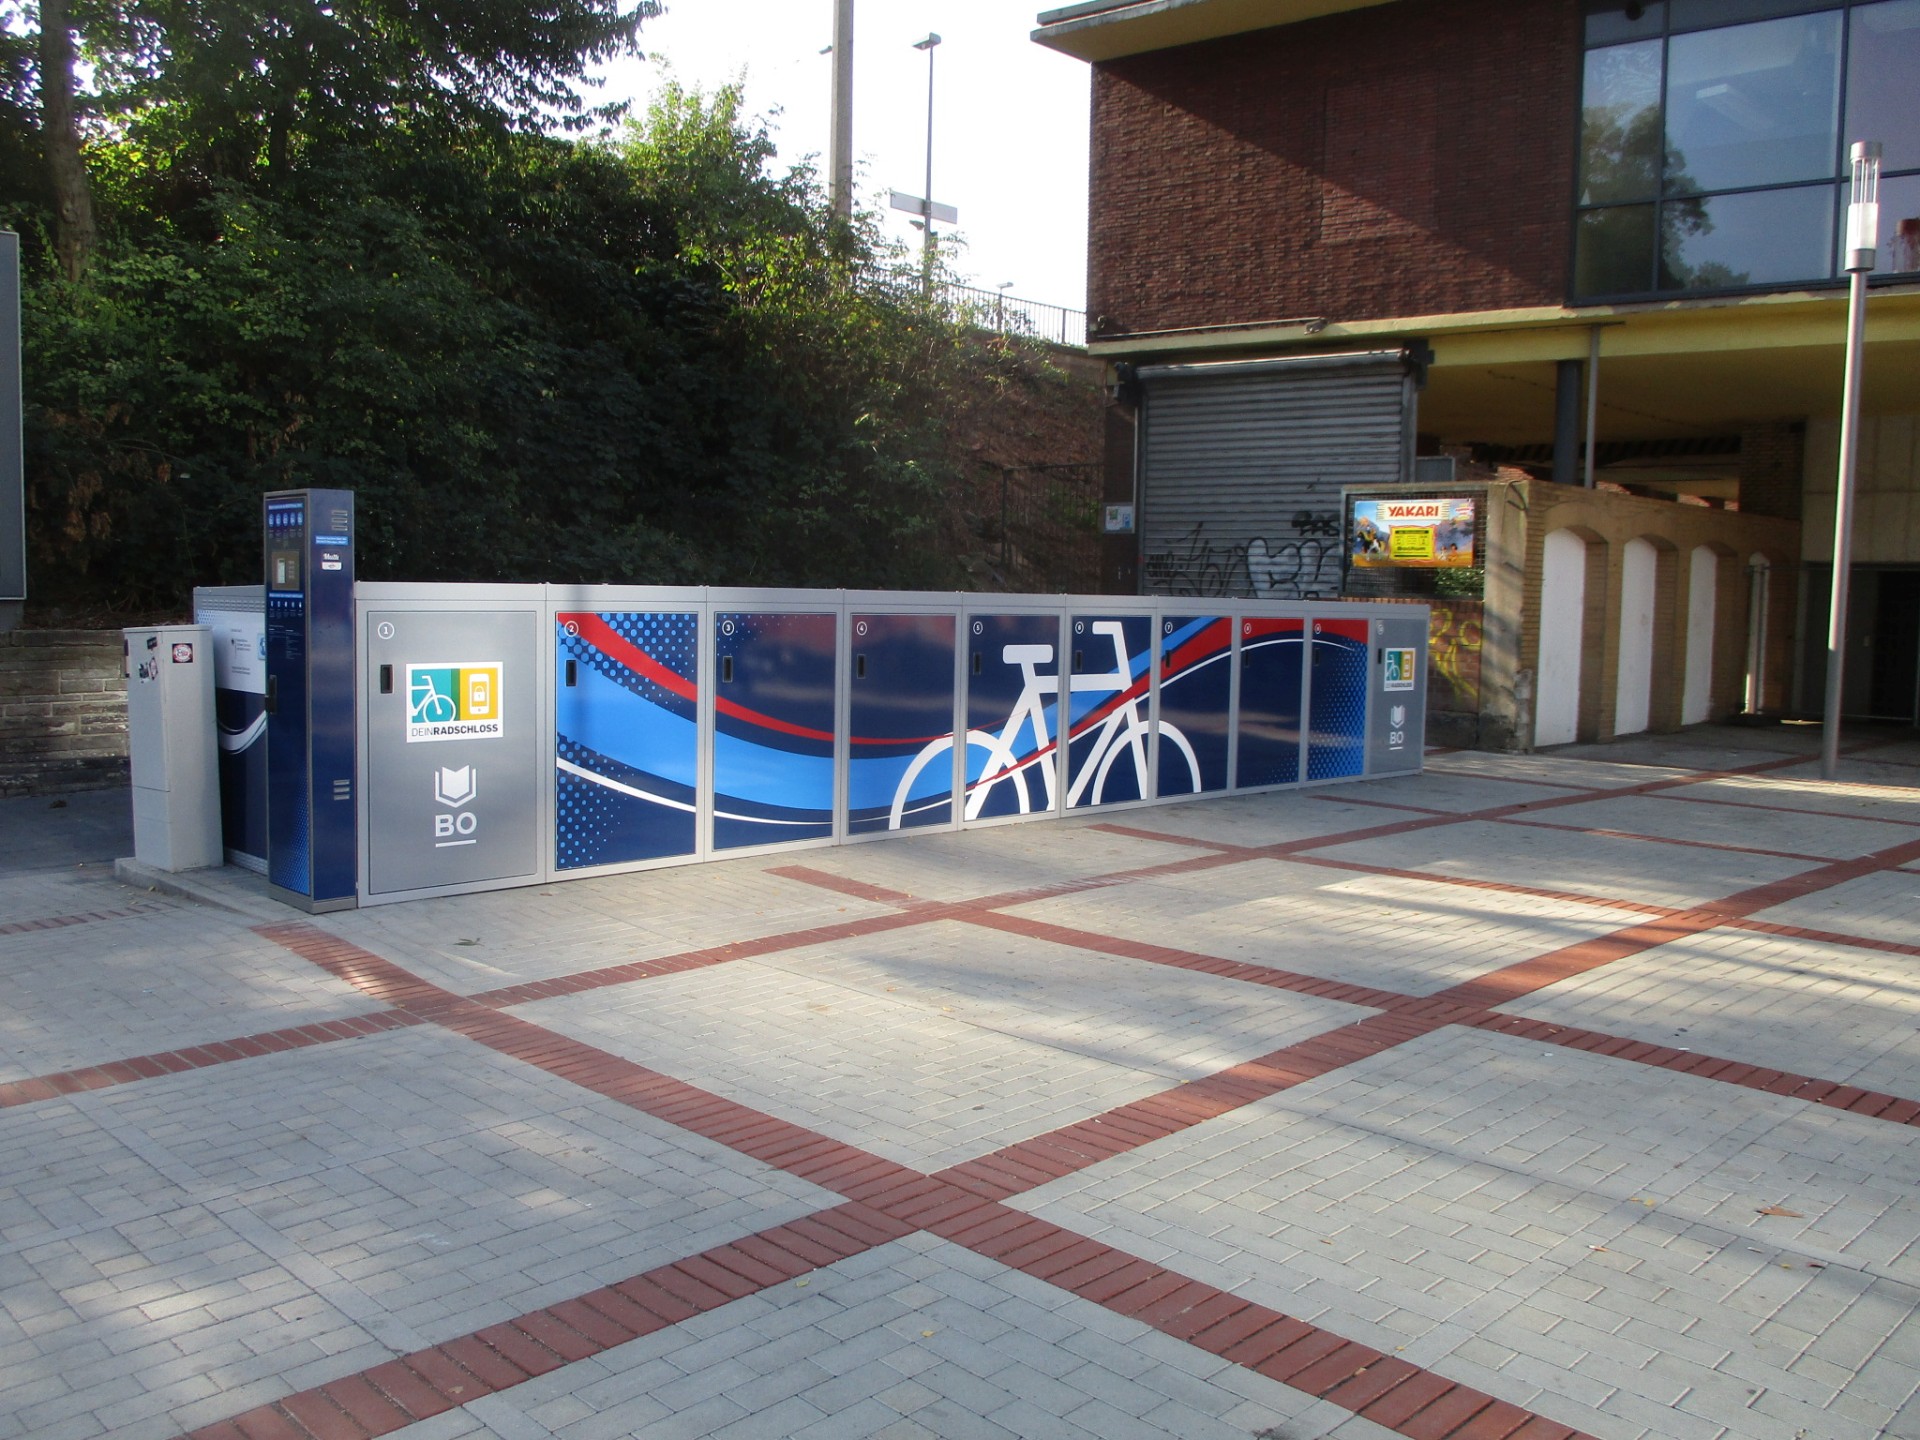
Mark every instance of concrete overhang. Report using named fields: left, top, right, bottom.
left=1032, top=0, right=1398, bottom=62
left=1090, top=286, right=1920, bottom=444
left=1088, top=286, right=1920, bottom=365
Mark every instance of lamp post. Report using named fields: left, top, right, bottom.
left=1821, top=139, right=1880, bottom=781
left=913, top=32, right=940, bottom=291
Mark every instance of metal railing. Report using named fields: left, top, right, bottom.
left=942, top=284, right=1087, bottom=348
left=967, top=462, right=1103, bottom=593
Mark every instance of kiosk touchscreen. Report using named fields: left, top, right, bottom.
left=263, top=489, right=357, bottom=909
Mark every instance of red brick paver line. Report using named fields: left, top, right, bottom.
left=1486, top=814, right=1833, bottom=864
left=1646, top=788, right=1920, bottom=827
left=219, top=779, right=1920, bottom=1440
left=938, top=1012, right=1452, bottom=1201
left=0, top=900, right=166, bottom=936
left=469, top=907, right=937, bottom=1007
left=31, top=751, right=1920, bottom=1436
left=1698, top=834, right=1920, bottom=915
left=0, top=1009, right=423, bottom=1108
left=1723, top=915, right=1920, bottom=960
left=1467, top=1013, right=1920, bottom=1125
left=916, top=1204, right=1595, bottom=1440
left=14, top=786, right=1912, bottom=1130
left=1417, top=766, right=1590, bottom=790
left=235, top=924, right=1595, bottom=1440
left=763, top=864, right=931, bottom=907
left=1273, top=851, right=1686, bottom=919
left=181, top=1203, right=905, bottom=1440
left=961, top=907, right=1412, bottom=1009
left=1087, top=820, right=1262, bottom=852
left=1308, top=793, right=1456, bottom=817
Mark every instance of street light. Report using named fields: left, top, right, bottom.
left=914, top=33, right=940, bottom=288
left=1821, top=139, right=1880, bottom=781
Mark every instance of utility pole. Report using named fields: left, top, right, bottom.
left=828, top=0, right=853, bottom=222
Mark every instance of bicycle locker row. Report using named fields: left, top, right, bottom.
left=325, top=585, right=1431, bottom=906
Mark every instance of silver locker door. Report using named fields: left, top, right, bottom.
left=364, top=608, right=541, bottom=896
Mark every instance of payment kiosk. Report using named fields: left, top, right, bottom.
left=263, top=488, right=357, bottom=910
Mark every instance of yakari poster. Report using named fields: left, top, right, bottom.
left=1349, top=498, right=1476, bottom=569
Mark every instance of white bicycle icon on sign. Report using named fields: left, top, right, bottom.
left=410, top=672, right=457, bottom=725
left=888, top=621, right=1200, bottom=826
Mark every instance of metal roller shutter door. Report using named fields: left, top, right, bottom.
left=1139, top=352, right=1414, bottom=599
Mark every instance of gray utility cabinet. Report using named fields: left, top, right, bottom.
left=123, top=624, right=222, bottom=871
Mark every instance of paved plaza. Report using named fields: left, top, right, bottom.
left=2, top=726, right=1919, bottom=1440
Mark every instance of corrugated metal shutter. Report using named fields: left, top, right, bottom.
left=1138, top=351, right=1414, bottom=599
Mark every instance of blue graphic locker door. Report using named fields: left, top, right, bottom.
left=713, top=612, right=837, bottom=850
left=1236, top=616, right=1303, bottom=788
left=963, top=613, right=1061, bottom=820
left=1065, top=614, right=1153, bottom=809
left=1307, top=618, right=1370, bottom=780
left=849, top=613, right=958, bottom=835
left=555, top=611, right=699, bottom=869
left=1156, top=615, right=1231, bottom=797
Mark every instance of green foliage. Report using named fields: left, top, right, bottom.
left=14, top=77, right=995, bottom=607
left=1433, top=565, right=1485, bottom=599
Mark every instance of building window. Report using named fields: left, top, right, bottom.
left=1576, top=0, right=1920, bottom=298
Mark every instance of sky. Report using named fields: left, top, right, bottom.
left=596, top=0, right=1093, bottom=309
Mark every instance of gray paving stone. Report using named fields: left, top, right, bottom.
left=3, top=739, right=1918, bottom=1440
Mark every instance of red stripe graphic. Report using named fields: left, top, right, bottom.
left=563, top=610, right=950, bottom=748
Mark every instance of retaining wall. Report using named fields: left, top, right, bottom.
left=0, top=630, right=128, bottom=796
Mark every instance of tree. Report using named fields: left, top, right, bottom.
left=14, top=81, right=1024, bottom=607
left=35, top=0, right=95, bottom=279
left=10, top=0, right=656, bottom=276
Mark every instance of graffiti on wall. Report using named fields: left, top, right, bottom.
left=1144, top=513, right=1343, bottom=599
left=1426, top=599, right=1484, bottom=713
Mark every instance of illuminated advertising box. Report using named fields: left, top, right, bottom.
left=1349, top=497, right=1475, bottom=569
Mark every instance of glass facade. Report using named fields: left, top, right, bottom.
left=1577, top=0, right=1920, bottom=297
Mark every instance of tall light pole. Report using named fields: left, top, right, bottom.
left=1821, top=139, right=1880, bottom=781
left=913, top=33, right=940, bottom=290
left=828, top=0, right=854, bottom=222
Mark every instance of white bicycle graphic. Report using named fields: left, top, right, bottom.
left=888, top=621, right=1201, bottom=827
left=410, top=672, right=457, bottom=724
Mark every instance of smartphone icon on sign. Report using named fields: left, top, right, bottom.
left=468, top=672, right=492, bottom=715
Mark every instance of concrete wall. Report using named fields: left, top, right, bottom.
left=1087, top=0, right=1578, bottom=336
left=1489, top=482, right=1800, bottom=748
left=0, top=630, right=128, bottom=795
left=1802, top=414, right=1920, bottom=565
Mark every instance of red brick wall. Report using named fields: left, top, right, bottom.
left=1089, top=0, right=1581, bottom=336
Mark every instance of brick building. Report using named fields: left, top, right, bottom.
left=1036, top=0, right=1920, bottom=745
